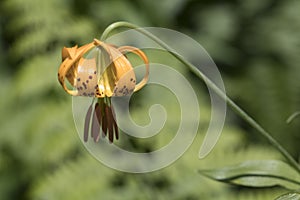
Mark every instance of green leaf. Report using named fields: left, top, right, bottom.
left=199, top=160, right=300, bottom=190
left=276, top=193, right=300, bottom=200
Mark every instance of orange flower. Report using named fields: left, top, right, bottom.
left=58, top=39, right=149, bottom=142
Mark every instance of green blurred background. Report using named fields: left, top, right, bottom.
left=0, top=0, right=299, bottom=199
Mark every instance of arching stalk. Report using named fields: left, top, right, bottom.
left=101, top=21, right=300, bottom=173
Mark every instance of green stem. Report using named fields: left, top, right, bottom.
left=286, top=111, right=300, bottom=124
left=101, top=21, right=300, bottom=173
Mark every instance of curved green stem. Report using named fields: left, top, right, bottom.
left=286, top=111, right=300, bottom=124
left=101, top=21, right=300, bottom=173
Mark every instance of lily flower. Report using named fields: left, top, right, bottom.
left=58, top=39, right=149, bottom=143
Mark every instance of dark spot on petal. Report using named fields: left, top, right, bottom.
left=94, top=71, right=97, bottom=74
left=86, top=80, right=89, bottom=83
left=77, top=78, right=81, bottom=82
left=89, top=76, right=93, bottom=79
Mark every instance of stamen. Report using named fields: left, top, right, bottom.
left=101, top=104, right=108, bottom=137
left=111, top=105, right=119, bottom=140
left=106, top=105, right=114, bottom=143
left=91, top=103, right=100, bottom=142
left=95, top=101, right=103, bottom=128
left=84, top=103, right=93, bottom=142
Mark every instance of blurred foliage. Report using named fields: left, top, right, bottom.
left=0, top=0, right=299, bottom=199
